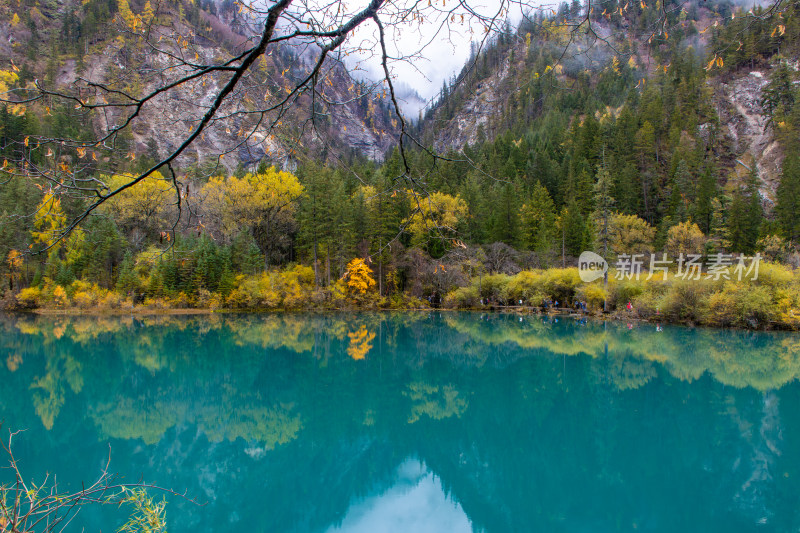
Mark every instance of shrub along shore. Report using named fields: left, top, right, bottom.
left=4, top=262, right=799, bottom=331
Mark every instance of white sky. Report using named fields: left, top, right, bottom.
left=338, top=0, right=533, bottom=113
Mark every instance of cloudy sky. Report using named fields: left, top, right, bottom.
left=339, top=0, right=534, bottom=114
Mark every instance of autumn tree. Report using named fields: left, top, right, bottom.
left=609, top=213, right=655, bottom=257
left=665, top=221, right=706, bottom=257
left=6, top=249, right=22, bottom=291
left=404, top=191, right=468, bottom=257
left=102, top=172, right=176, bottom=245
left=31, top=194, right=67, bottom=258
left=201, top=167, right=304, bottom=269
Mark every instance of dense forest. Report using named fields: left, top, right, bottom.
left=2, top=0, right=800, bottom=326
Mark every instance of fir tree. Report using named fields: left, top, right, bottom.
left=694, top=164, right=718, bottom=234
left=519, top=181, right=556, bottom=257
left=727, top=170, right=762, bottom=253
left=593, top=165, right=615, bottom=258
left=776, top=152, right=800, bottom=243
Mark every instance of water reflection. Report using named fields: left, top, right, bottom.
left=1, top=312, right=800, bottom=532
left=327, top=459, right=471, bottom=533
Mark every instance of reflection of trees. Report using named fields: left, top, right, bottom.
left=404, top=383, right=468, bottom=423
left=445, top=314, right=800, bottom=391
left=31, top=350, right=83, bottom=429
left=3, top=314, right=800, bottom=532
left=92, top=399, right=184, bottom=445
left=346, top=326, right=375, bottom=361
left=602, top=349, right=658, bottom=391
left=198, top=402, right=302, bottom=450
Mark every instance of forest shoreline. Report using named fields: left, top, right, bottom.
left=3, top=261, right=800, bottom=331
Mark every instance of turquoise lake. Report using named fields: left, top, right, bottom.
left=2, top=312, right=800, bottom=532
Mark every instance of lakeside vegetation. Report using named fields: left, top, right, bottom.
left=6, top=259, right=800, bottom=331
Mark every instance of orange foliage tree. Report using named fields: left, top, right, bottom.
left=343, top=258, right=376, bottom=295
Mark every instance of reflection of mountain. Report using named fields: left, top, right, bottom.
left=1, top=313, right=800, bottom=532
left=326, top=459, right=471, bottom=533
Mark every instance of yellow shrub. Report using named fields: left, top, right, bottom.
left=503, top=271, right=545, bottom=302
left=576, top=283, right=607, bottom=310
left=196, top=289, right=223, bottom=309
left=72, top=290, right=95, bottom=309
left=443, top=286, right=480, bottom=308
left=16, top=287, right=41, bottom=308
left=99, top=292, right=123, bottom=309
left=539, top=268, right=581, bottom=302
left=478, top=274, right=512, bottom=302
left=168, top=292, right=193, bottom=309
left=753, top=261, right=794, bottom=289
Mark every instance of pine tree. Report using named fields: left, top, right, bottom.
left=560, top=199, right=589, bottom=259
left=776, top=152, right=800, bottom=243
left=727, top=170, right=762, bottom=253
left=694, top=164, right=718, bottom=234
left=519, top=181, right=556, bottom=257
left=666, top=159, right=692, bottom=222
left=116, top=251, right=139, bottom=296
left=487, top=182, right=519, bottom=245
left=593, top=165, right=615, bottom=257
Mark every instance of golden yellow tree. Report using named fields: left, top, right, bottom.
left=665, top=221, right=706, bottom=257
left=31, top=194, right=67, bottom=253
left=201, top=167, right=304, bottom=269
left=117, top=0, right=137, bottom=29
left=610, top=213, right=655, bottom=257
left=102, top=172, right=175, bottom=238
left=343, top=258, right=376, bottom=295
left=0, top=69, right=24, bottom=116
left=404, top=191, right=468, bottom=251
left=6, top=249, right=23, bottom=291
left=31, top=193, right=86, bottom=277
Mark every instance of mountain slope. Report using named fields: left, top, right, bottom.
left=0, top=0, right=401, bottom=169
left=415, top=0, right=798, bottom=206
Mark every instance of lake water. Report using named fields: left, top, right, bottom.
left=1, top=312, right=800, bottom=532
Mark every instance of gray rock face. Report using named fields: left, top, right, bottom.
left=715, top=69, right=784, bottom=204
